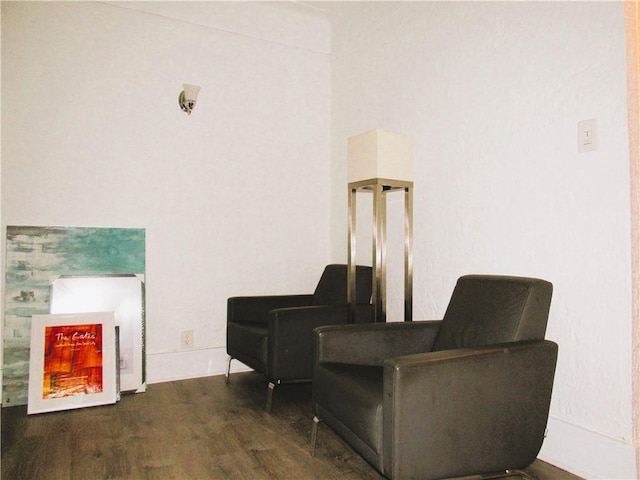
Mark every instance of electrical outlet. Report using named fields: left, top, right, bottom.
left=181, top=330, right=194, bottom=350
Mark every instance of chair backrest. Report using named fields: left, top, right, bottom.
left=312, top=264, right=372, bottom=306
left=431, top=274, right=553, bottom=352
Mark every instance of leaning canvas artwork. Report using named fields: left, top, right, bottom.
left=50, top=274, right=145, bottom=393
left=3, top=226, right=145, bottom=407
left=27, top=312, right=118, bottom=414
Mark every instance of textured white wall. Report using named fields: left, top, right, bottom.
left=1, top=2, right=331, bottom=382
left=330, top=2, right=635, bottom=478
left=2, top=2, right=636, bottom=477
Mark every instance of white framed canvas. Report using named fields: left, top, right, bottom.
left=50, top=274, right=145, bottom=393
left=28, top=312, right=117, bottom=415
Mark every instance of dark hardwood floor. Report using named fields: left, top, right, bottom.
left=2, top=372, right=583, bottom=480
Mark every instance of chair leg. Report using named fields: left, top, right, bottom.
left=265, top=382, right=276, bottom=412
left=225, top=356, right=233, bottom=384
left=310, top=416, right=321, bottom=456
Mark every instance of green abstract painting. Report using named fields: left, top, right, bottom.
left=3, top=226, right=145, bottom=406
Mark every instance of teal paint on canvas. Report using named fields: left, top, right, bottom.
left=3, top=226, right=145, bottom=406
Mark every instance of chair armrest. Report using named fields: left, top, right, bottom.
left=382, top=340, right=558, bottom=479
left=227, top=294, right=314, bottom=324
left=267, top=304, right=352, bottom=381
left=314, top=321, right=442, bottom=367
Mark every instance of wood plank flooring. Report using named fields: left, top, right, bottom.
left=2, top=372, right=583, bottom=480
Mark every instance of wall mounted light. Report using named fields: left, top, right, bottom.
left=178, top=84, right=201, bottom=115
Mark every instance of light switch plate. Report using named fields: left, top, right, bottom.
left=578, top=118, right=597, bottom=153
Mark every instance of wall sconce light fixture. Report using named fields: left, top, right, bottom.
left=178, top=84, right=201, bottom=115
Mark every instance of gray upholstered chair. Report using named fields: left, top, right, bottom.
left=311, top=274, right=557, bottom=480
left=226, top=264, right=373, bottom=411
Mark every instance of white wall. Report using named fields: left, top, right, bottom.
left=329, top=2, right=635, bottom=479
left=3, top=2, right=637, bottom=478
left=1, top=1, right=332, bottom=382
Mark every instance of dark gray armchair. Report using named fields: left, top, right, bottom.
left=311, top=274, right=557, bottom=480
left=226, top=264, right=373, bottom=411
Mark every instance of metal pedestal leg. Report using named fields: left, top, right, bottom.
left=225, top=356, right=232, bottom=384
left=310, top=416, right=321, bottom=456
left=348, top=178, right=413, bottom=323
left=265, top=382, right=276, bottom=412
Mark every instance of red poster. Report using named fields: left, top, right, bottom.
left=42, top=324, right=103, bottom=399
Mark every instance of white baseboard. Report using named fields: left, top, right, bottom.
left=146, top=347, right=250, bottom=384
left=540, top=416, right=637, bottom=480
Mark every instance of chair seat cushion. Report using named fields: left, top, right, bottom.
left=314, top=363, right=384, bottom=453
left=227, top=322, right=269, bottom=373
